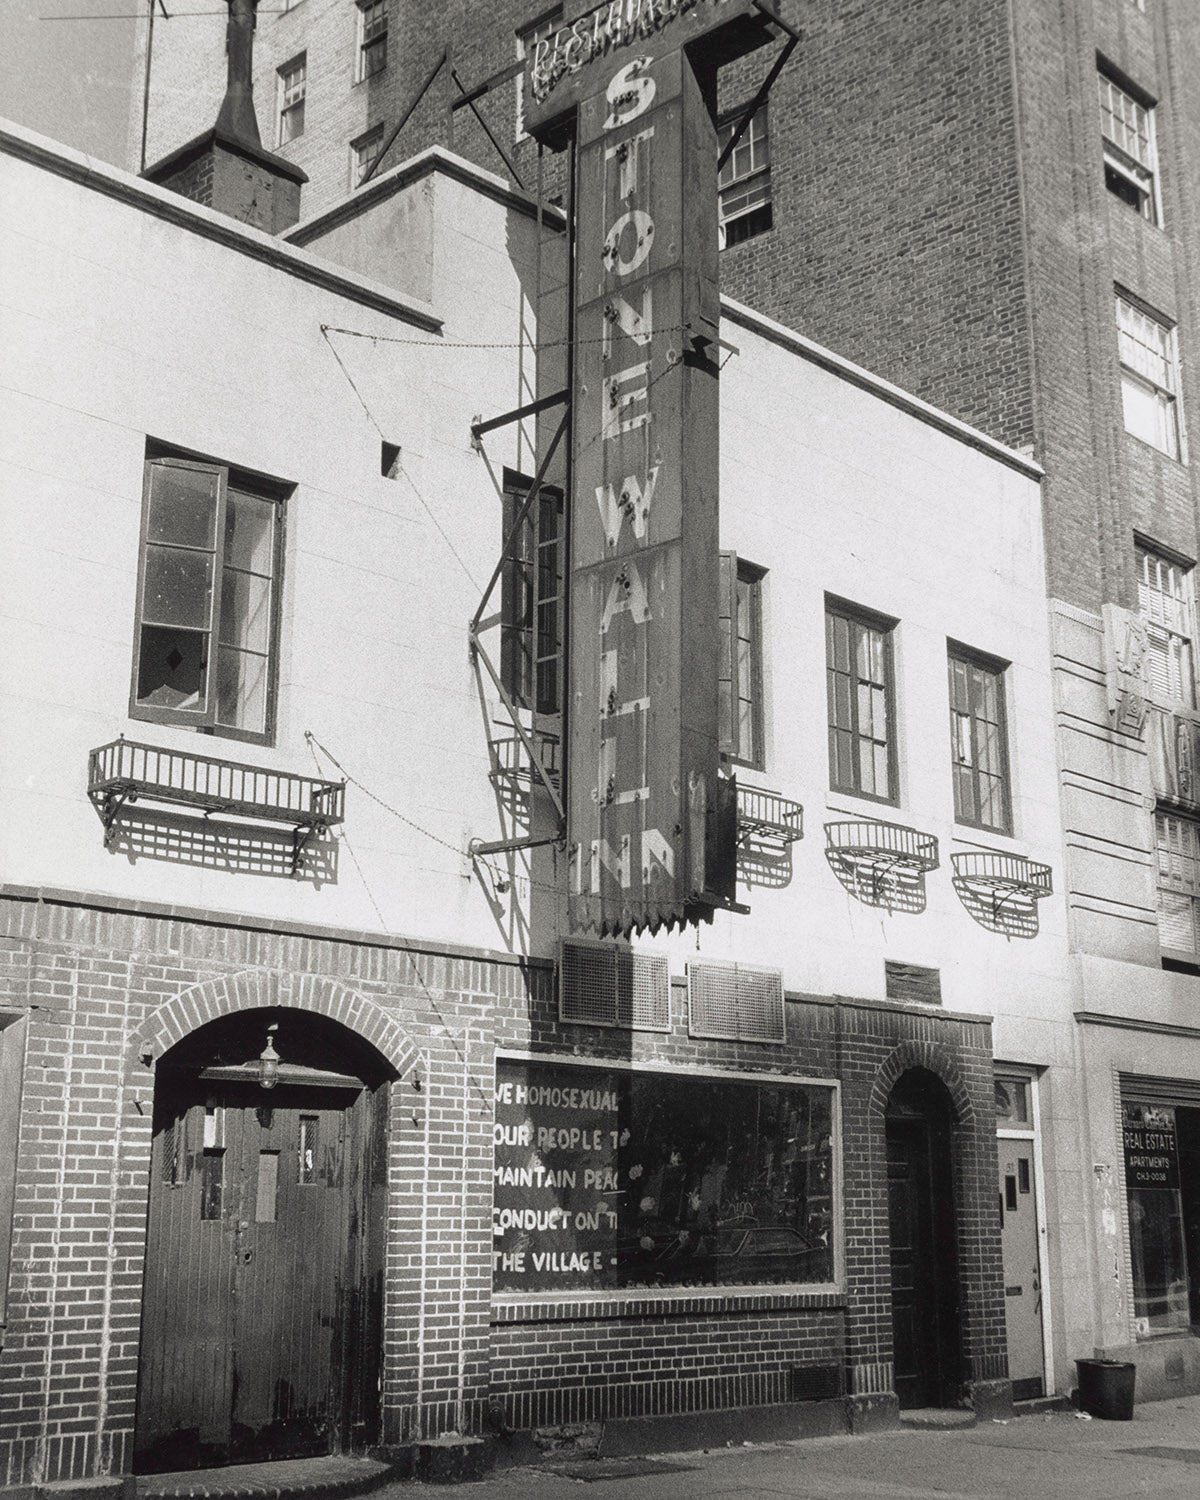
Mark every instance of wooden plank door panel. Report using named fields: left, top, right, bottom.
left=233, top=1093, right=349, bottom=1461
left=137, top=1093, right=241, bottom=1470
left=137, top=1080, right=360, bottom=1471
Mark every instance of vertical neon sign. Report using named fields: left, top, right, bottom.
left=525, top=3, right=778, bottom=935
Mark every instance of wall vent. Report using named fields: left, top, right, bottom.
left=687, top=960, right=785, bottom=1043
left=884, top=960, right=942, bottom=1006
left=559, top=939, right=670, bottom=1032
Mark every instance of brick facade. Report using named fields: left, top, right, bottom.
left=0, top=888, right=1007, bottom=1489
left=138, top=0, right=1200, bottom=619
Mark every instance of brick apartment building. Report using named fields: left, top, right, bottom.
left=1, top=16, right=1074, bottom=1482
left=134, top=0, right=1200, bottom=1405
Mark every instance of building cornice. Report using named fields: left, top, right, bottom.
left=721, top=297, right=1045, bottom=481
left=0, top=117, right=442, bottom=331
left=1075, top=1009, right=1200, bottom=1040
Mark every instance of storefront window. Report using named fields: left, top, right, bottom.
left=493, top=1059, right=836, bottom=1293
left=1124, top=1103, right=1190, bottom=1334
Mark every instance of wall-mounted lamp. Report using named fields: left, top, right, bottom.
left=258, top=1023, right=281, bottom=1090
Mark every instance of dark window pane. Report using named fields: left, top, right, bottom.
left=200, top=1151, right=224, bottom=1220
left=142, top=545, right=213, bottom=630
left=136, top=624, right=208, bottom=711
left=299, top=1114, right=318, bottom=1184
left=146, top=464, right=219, bottom=549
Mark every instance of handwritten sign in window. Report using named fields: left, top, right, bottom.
left=493, top=1059, right=834, bottom=1292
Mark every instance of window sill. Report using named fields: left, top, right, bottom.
left=1123, top=428, right=1186, bottom=466
left=952, top=820, right=1017, bottom=842
left=129, top=707, right=275, bottom=750
left=491, top=1284, right=844, bottom=1324
left=825, top=791, right=901, bottom=817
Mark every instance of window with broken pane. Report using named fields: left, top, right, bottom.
left=131, top=453, right=285, bottom=743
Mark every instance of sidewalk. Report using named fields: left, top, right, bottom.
left=373, top=1396, right=1200, bottom=1500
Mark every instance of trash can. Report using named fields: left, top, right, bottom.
left=1075, top=1358, right=1136, bottom=1420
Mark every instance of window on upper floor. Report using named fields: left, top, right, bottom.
left=1117, top=294, right=1182, bottom=459
left=826, top=598, right=897, bottom=803
left=719, top=553, right=766, bottom=769
left=515, top=7, right=563, bottom=142
left=350, top=124, right=384, bottom=187
left=500, top=471, right=563, bottom=716
left=1099, top=70, right=1159, bottom=224
left=948, top=644, right=1012, bottom=834
left=356, top=0, right=388, bottom=83
left=718, top=104, right=772, bottom=248
left=1138, top=542, right=1196, bottom=707
left=1155, top=808, right=1200, bottom=961
left=277, top=54, right=306, bottom=145
left=130, top=454, right=286, bottom=744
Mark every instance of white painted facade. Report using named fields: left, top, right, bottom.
left=1, top=118, right=1091, bottom=1418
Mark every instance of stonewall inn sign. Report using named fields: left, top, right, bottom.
left=525, top=0, right=780, bottom=935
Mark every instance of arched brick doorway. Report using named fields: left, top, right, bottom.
left=885, top=1067, right=962, bottom=1409
left=134, top=1005, right=397, bottom=1473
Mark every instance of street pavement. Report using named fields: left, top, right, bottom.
left=378, top=1397, right=1200, bottom=1500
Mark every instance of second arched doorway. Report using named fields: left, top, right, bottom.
left=885, top=1067, right=962, bottom=1408
left=134, top=1006, right=396, bottom=1473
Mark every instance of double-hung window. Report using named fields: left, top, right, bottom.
left=1156, top=810, right=1200, bottom=960
left=718, top=104, right=772, bottom=248
left=350, top=124, right=384, bottom=187
left=947, top=645, right=1012, bottom=834
left=1138, top=543, right=1196, bottom=706
left=826, top=599, right=897, bottom=802
left=1117, top=293, right=1182, bottom=459
left=277, top=55, right=306, bottom=145
left=500, top=472, right=563, bottom=716
left=356, top=0, right=388, bottom=82
left=1099, top=71, right=1159, bottom=223
left=718, top=553, right=766, bottom=767
left=130, top=454, right=285, bottom=743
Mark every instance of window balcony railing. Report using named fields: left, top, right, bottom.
left=736, top=786, right=803, bottom=853
left=87, top=736, right=344, bottom=869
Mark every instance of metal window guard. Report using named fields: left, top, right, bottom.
left=950, top=851, right=1052, bottom=903
left=737, top=786, right=803, bottom=852
left=824, top=819, right=939, bottom=873
left=488, top=730, right=561, bottom=793
left=87, top=737, right=344, bottom=872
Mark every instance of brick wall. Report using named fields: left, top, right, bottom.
left=139, top=0, right=1200, bottom=619
left=0, top=888, right=1006, bottom=1488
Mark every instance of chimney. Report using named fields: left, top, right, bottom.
left=143, top=0, right=307, bottom=235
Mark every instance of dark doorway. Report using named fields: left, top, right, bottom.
left=135, top=1008, right=392, bottom=1473
left=885, top=1068, right=961, bottom=1408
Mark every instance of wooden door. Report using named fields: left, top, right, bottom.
left=136, top=1078, right=361, bottom=1472
left=886, top=1116, right=958, bottom=1408
left=997, top=1138, right=1044, bottom=1400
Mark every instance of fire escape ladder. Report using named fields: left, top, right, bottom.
left=468, top=400, right=571, bottom=842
